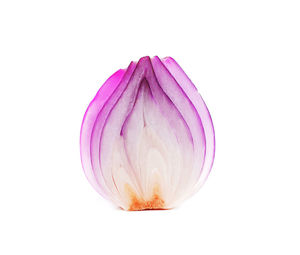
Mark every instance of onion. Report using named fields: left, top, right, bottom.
left=80, top=56, right=215, bottom=210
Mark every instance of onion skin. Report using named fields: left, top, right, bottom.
left=80, top=56, right=215, bottom=210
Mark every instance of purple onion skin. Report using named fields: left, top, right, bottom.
left=80, top=56, right=215, bottom=210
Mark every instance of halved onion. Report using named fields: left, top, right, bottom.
left=80, top=56, right=215, bottom=210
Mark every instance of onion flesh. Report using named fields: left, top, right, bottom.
left=80, top=56, right=215, bottom=210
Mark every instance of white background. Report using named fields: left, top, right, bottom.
left=0, top=0, right=299, bottom=254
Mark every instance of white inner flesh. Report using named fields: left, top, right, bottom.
left=101, top=80, right=196, bottom=210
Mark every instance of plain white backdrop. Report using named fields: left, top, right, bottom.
left=0, top=0, right=299, bottom=254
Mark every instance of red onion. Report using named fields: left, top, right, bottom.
left=80, top=56, right=215, bottom=210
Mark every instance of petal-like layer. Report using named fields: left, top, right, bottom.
left=161, top=57, right=215, bottom=189
left=80, top=69, right=126, bottom=199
